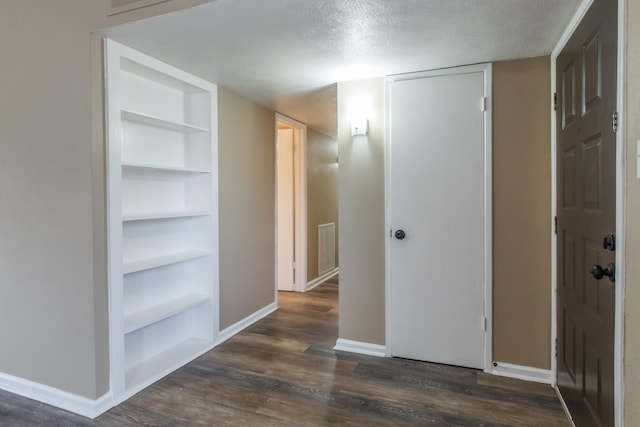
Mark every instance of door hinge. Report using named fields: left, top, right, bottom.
left=292, top=261, right=297, bottom=270
left=554, top=216, right=558, bottom=234
left=555, top=338, right=558, bottom=358
left=481, top=96, right=487, bottom=112
left=553, top=92, right=557, bottom=111
left=482, top=317, right=487, bottom=331
left=613, top=111, right=618, bottom=132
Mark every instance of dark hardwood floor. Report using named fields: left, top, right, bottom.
left=0, top=282, right=570, bottom=426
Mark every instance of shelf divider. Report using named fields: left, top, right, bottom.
left=122, top=162, right=210, bottom=174
left=124, top=293, right=211, bottom=334
left=122, top=109, right=209, bottom=133
left=123, top=250, right=209, bottom=275
left=122, top=211, right=209, bottom=222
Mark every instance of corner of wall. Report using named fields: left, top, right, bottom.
left=90, top=32, right=111, bottom=399
left=336, top=77, right=386, bottom=346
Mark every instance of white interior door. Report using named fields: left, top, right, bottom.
left=277, top=128, right=295, bottom=291
left=389, top=67, right=489, bottom=369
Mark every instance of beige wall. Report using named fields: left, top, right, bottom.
left=1, top=0, right=106, bottom=399
left=2, top=0, right=636, bottom=417
left=625, top=0, right=640, bottom=424
left=217, top=88, right=276, bottom=329
left=492, top=56, right=552, bottom=369
left=306, top=128, right=339, bottom=281
left=337, top=78, right=386, bottom=345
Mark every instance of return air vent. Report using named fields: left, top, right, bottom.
left=318, top=223, right=336, bottom=276
left=107, top=0, right=171, bottom=15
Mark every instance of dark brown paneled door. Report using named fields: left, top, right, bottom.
left=556, top=0, right=617, bottom=426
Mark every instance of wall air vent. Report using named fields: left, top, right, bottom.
left=318, top=223, right=336, bottom=276
left=107, top=0, right=171, bottom=16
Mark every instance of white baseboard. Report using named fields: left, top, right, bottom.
left=334, top=338, right=387, bottom=357
left=217, top=302, right=277, bottom=344
left=306, top=267, right=339, bottom=291
left=490, top=361, right=552, bottom=384
left=0, top=371, right=113, bottom=418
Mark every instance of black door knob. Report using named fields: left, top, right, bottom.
left=591, top=263, right=615, bottom=283
left=394, top=230, right=406, bottom=240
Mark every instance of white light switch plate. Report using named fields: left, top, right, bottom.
left=637, top=140, right=640, bottom=179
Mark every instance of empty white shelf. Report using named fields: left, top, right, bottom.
left=122, top=162, right=210, bottom=174
left=108, top=40, right=218, bottom=403
left=123, top=250, right=209, bottom=274
left=124, top=293, right=211, bottom=334
left=122, top=211, right=209, bottom=222
left=125, top=337, right=213, bottom=393
left=122, top=109, right=209, bottom=133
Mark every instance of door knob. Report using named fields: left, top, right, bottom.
left=394, top=230, right=406, bottom=240
left=603, top=234, right=616, bottom=251
left=591, top=263, right=615, bottom=283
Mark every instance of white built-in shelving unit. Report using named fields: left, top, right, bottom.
left=105, top=40, right=219, bottom=402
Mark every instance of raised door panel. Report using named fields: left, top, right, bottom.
left=555, top=0, right=616, bottom=425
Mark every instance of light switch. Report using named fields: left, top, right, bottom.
left=637, top=140, right=640, bottom=179
left=351, top=118, right=368, bottom=136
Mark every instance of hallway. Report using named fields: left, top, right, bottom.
left=1, top=282, right=569, bottom=426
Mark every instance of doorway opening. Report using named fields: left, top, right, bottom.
left=275, top=114, right=307, bottom=294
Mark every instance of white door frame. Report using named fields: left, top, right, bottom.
left=384, top=63, right=493, bottom=372
left=550, top=0, right=626, bottom=425
left=275, top=113, right=308, bottom=294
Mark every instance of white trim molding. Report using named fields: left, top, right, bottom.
left=217, top=302, right=277, bottom=345
left=306, top=267, right=339, bottom=291
left=274, top=113, right=308, bottom=294
left=334, top=339, right=387, bottom=357
left=491, top=362, right=552, bottom=385
left=614, top=0, right=627, bottom=425
left=0, top=372, right=113, bottom=419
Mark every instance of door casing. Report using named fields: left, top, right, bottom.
left=276, top=128, right=296, bottom=291
left=384, top=63, right=493, bottom=372
left=275, top=113, right=308, bottom=294
left=550, top=0, right=626, bottom=425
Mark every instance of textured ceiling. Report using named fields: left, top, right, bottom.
left=102, top=0, right=582, bottom=137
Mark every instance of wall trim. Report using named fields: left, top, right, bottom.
left=333, top=339, right=387, bottom=357
left=0, top=372, right=113, bottom=419
left=490, top=362, right=552, bottom=385
left=614, top=2, right=627, bottom=426
left=217, top=302, right=278, bottom=344
left=274, top=113, right=308, bottom=294
left=306, top=267, right=339, bottom=291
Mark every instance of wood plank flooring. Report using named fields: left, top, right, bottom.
left=0, top=282, right=570, bottom=426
